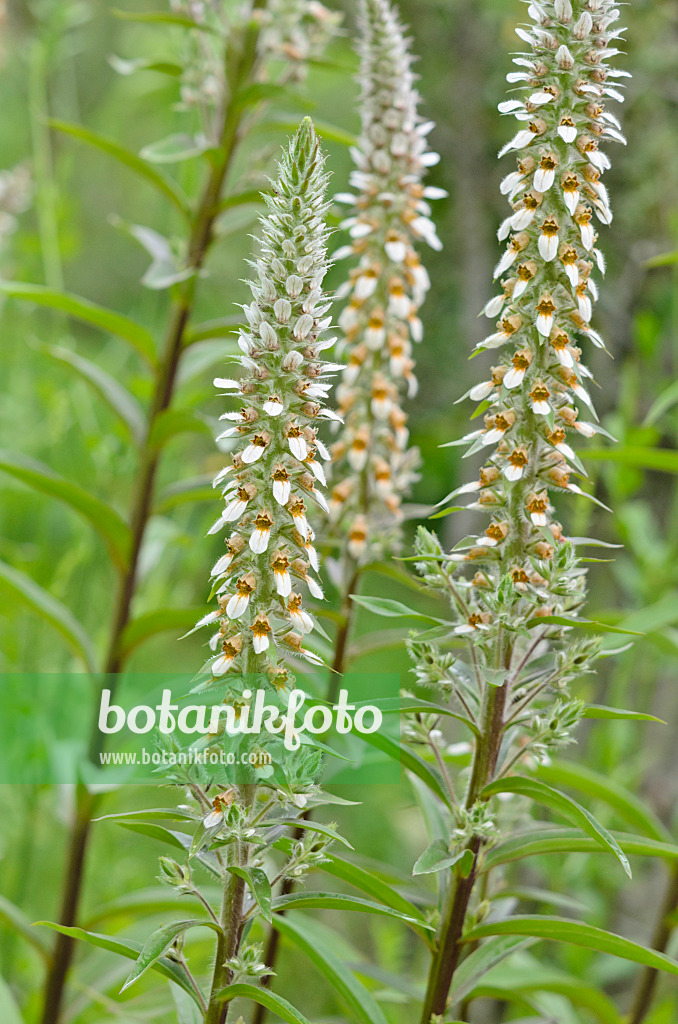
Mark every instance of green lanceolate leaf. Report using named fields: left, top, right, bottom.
left=0, top=280, right=157, bottom=366
left=537, top=760, right=672, bottom=844
left=116, top=821, right=190, bottom=850
left=272, top=891, right=430, bottom=927
left=365, top=696, right=479, bottom=737
left=482, top=777, right=631, bottom=877
left=215, top=983, right=310, bottom=1024
left=582, top=704, right=665, bottom=724
left=358, top=730, right=452, bottom=807
left=263, top=819, right=353, bottom=849
left=121, top=918, right=219, bottom=992
left=0, top=561, right=96, bottom=671
left=483, top=827, right=678, bottom=871
left=271, top=914, right=390, bottom=1024
left=525, top=614, right=642, bottom=636
left=228, top=866, right=271, bottom=922
left=449, top=935, right=537, bottom=1004
left=319, top=854, right=430, bottom=932
left=0, top=450, right=131, bottom=570
left=50, top=119, right=190, bottom=216
left=412, top=839, right=469, bottom=876
left=350, top=594, right=444, bottom=624
left=463, top=916, right=678, bottom=979
left=43, top=344, right=146, bottom=442
left=35, top=923, right=202, bottom=1006
left=119, top=607, right=209, bottom=658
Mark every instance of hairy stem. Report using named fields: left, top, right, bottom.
left=627, top=863, right=678, bottom=1024
left=38, top=8, right=267, bottom=1022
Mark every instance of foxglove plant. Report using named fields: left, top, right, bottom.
left=9, top=6, right=344, bottom=1022
left=399, top=2, right=656, bottom=1020
left=329, top=0, right=443, bottom=568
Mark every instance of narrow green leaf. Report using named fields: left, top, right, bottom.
left=350, top=594, right=444, bottom=624
left=464, top=915, right=678, bottom=978
left=117, top=821, right=188, bottom=850
left=43, top=344, right=146, bottom=442
left=0, top=977, right=24, bottom=1024
left=50, top=119, right=191, bottom=216
left=121, top=918, right=218, bottom=992
left=112, top=8, right=219, bottom=31
left=272, top=891, right=431, bottom=927
left=35, top=922, right=201, bottom=1006
left=0, top=450, right=131, bottom=570
left=119, top=606, right=209, bottom=658
left=484, top=827, right=678, bottom=871
left=483, top=777, right=631, bottom=877
left=95, top=807, right=196, bottom=823
left=0, top=561, right=95, bottom=671
left=366, top=696, right=479, bottom=737
left=0, top=894, right=51, bottom=961
left=319, top=854, right=430, bottom=931
left=413, top=839, right=466, bottom=876
left=219, top=189, right=263, bottom=213
left=141, top=133, right=209, bottom=164
left=228, top=866, right=271, bottom=923
left=358, top=730, right=452, bottom=807
left=450, top=935, right=537, bottom=1004
left=263, top=819, right=353, bottom=849
left=537, top=760, right=672, bottom=844
left=470, top=961, right=622, bottom=1024
left=215, top=983, right=310, bottom=1024
left=525, top=614, right=642, bottom=636
left=108, top=54, right=183, bottom=77
left=0, top=280, right=157, bottom=366
left=582, top=704, right=665, bottom=724
left=271, top=914, right=390, bottom=1024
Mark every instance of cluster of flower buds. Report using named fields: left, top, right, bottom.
left=257, top=0, right=342, bottom=81
left=329, top=0, right=444, bottom=562
left=169, top=0, right=340, bottom=143
left=194, top=118, right=335, bottom=679
left=434, top=0, right=625, bottom=619
left=0, top=164, right=30, bottom=251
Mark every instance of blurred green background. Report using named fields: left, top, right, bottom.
left=2, top=0, right=678, bottom=1020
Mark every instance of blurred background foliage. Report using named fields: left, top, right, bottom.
left=2, top=0, right=678, bottom=1021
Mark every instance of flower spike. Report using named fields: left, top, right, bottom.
left=329, top=0, right=443, bottom=562
left=199, top=118, right=334, bottom=676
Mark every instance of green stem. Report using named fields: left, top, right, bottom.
left=38, top=7, right=268, bottom=1023
left=419, top=637, right=509, bottom=1024
left=627, top=863, right=678, bottom=1024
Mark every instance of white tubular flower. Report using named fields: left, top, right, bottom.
left=434, top=0, right=626, bottom=618
left=193, top=119, right=333, bottom=677
left=329, top=0, right=443, bottom=563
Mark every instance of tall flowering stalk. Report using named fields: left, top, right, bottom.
left=407, top=3, right=630, bottom=1020
left=205, top=115, right=334, bottom=677
left=329, top=0, right=443, bottom=567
